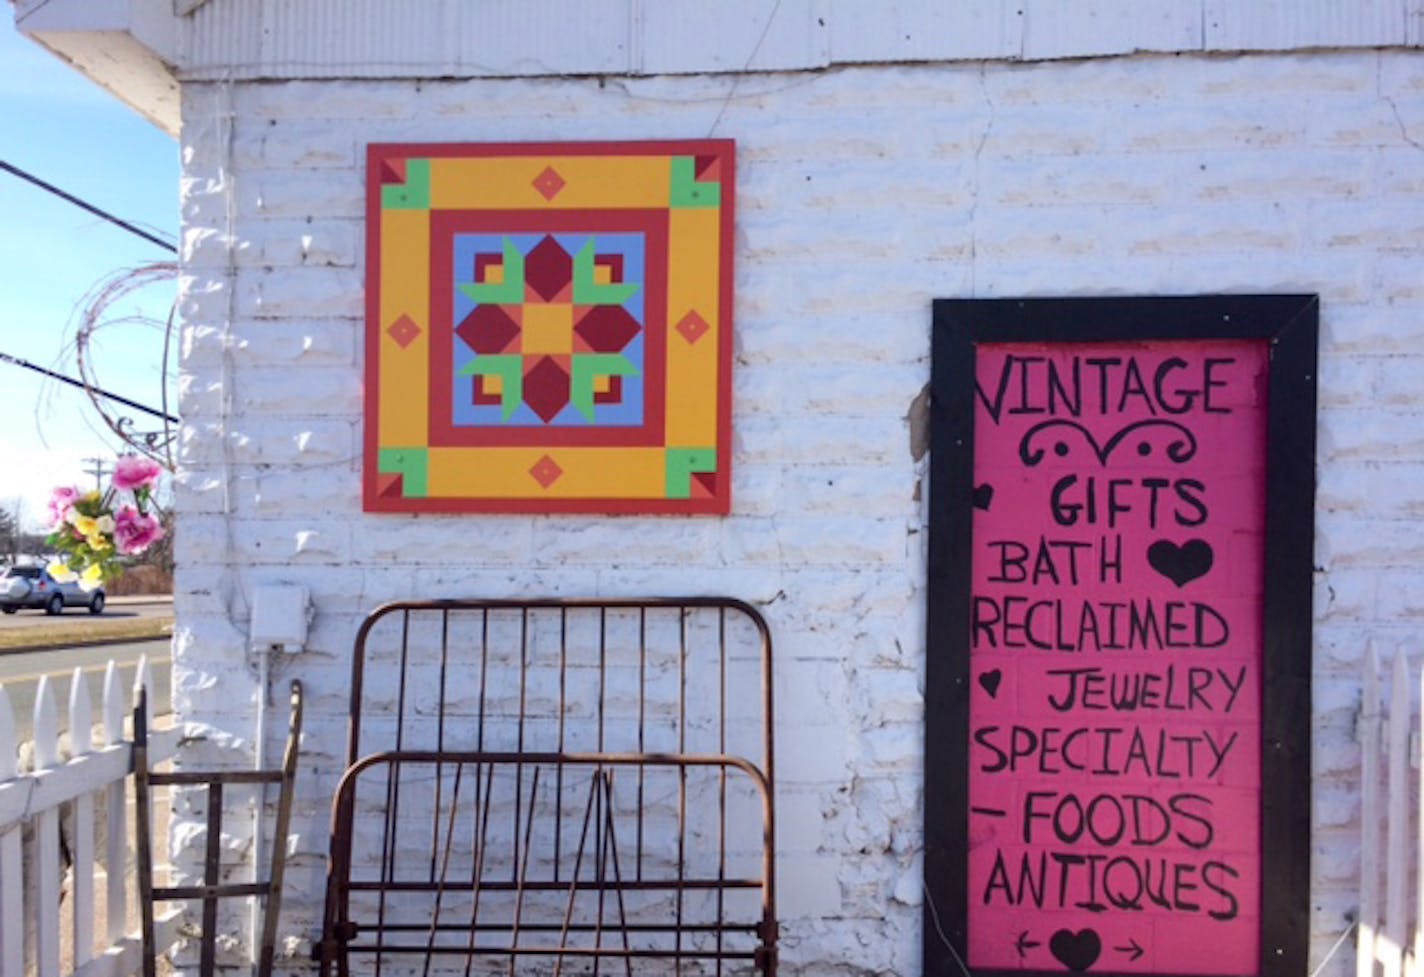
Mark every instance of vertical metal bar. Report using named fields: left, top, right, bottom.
left=594, top=767, right=607, bottom=977
left=514, top=608, right=528, bottom=884
left=675, top=607, right=688, bottom=974
left=1386, top=652, right=1410, bottom=977
left=507, top=767, right=542, bottom=977
left=423, top=759, right=466, bottom=976
left=599, top=773, right=635, bottom=977
left=595, top=608, right=609, bottom=976
left=598, top=606, right=608, bottom=752
left=555, top=769, right=603, bottom=977
left=432, top=609, right=451, bottom=882
left=375, top=610, right=413, bottom=977
left=1415, top=659, right=1424, bottom=977
left=462, top=763, right=496, bottom=977
left=258, top=681, right=303, bottom=977
left=754, top=602, right=779, bottom=975
left=556, top=607, right=567, bottom=883
left=717, top=608, right=728, bottom=974
left=133, top=689, right=157, bottom=977
left=637, top=607, right=647, bottom=880
left=462, top=610, right=491, bottom=977
left=200, top=782, right=224, bottom=977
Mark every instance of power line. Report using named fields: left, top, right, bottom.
left=0, top=350, right=178, bottom=423
left=0, top=159, right=177, bottom=255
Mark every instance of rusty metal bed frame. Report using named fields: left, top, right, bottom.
left=317, top=597, right=777, bottom=976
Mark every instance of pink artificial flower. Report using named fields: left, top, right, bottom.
left=46, top=486, right=81, bottom=528
left=112, top=455, right=164, bottom=492
left=113, top=505, right=165, bottom=555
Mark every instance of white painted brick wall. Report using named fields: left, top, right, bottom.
left=173, top=49, right=1424, bottom=976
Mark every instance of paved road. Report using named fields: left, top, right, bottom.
left=0, top=637, right=172, bottom=743
left=0, top=597, right=172, bottom=632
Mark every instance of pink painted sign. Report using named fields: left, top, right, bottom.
left=967, top=340, right=1269, bottom=974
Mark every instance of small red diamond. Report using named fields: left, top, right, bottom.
left=387, top=314, right=421, bottom=348
left=532, top=166, right=566, bottom=201
left=675, top=310, right=710, bottom=344
left=529, top=455, right=563, bottom=488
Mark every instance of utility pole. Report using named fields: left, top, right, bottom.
left=82, top=457, right=111, bottom=492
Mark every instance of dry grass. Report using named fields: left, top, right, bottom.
left=0, top=615, right=172, bottom=651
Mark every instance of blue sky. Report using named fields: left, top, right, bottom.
left=0, top=17, right=179, bottom=529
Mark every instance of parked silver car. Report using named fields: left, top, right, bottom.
left=0, top=566, right=106, bottom=615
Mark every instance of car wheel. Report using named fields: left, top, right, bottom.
left=1, top=606, right=14, bottom=615
left=89, top=592, right=106, bottom=615
left=46, top=593, right=64, bottom=616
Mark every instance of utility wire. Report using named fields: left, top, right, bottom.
left=0, top=350, right=178, bottom=423
left=0, top=159, right=178, bottom=254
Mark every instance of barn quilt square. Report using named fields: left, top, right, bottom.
left=364, top=140, right=735, bottom=514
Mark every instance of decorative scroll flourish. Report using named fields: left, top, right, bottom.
left=1018, top=418, right=1199, bottom=468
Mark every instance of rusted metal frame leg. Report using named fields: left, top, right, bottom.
left=258, top=680, right=303, bottom=977
left=200, top=781, right=224, bottom=977
left=717, top=607, right=728, bottom=976
left=134, top=690, right=157, bottom=977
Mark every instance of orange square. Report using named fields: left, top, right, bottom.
left=521, top=303, right=575, bottom=353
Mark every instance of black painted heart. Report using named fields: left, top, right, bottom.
left=973, top=483, right=995, bottom=511
left=1147, top=539, right=1214, bottom=588
left=1049, top=928, right=1101, bottom=972
left=978, top=669, right=1002, bottom=699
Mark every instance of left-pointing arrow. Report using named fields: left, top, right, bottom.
left=1016, top=931, right=1041, bottom=958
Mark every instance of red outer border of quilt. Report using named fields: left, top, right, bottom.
left=363, top=139, right=735, bottom=515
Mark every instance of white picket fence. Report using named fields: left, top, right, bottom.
left=1359, top=647, right=1424, bottom=977
left=0, top=658, right=180, bottom=977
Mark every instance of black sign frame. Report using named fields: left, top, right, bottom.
left=924, top=295, right=1317, bottom=977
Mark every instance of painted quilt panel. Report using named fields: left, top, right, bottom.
left=364, top=140, right=734, bottom=513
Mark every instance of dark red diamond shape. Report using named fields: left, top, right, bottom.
left=523, top=356, right=571, bottom=423
left=532, top=166, right=565, bottom=201
left=529, top=454, right=563, bottom=488
left=387, top=314, right=421, bottom=348
left=574, top=306, right=641, bottom=353
left=675, top=310, right=710, bottom=344
left=455, top=305, right=521, bottom=354
left=525, top=236, right=573, bottom=302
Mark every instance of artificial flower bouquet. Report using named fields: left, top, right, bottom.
left=45, top=455, right=166, bottom=590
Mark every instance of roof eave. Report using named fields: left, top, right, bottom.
left=14, top=0, right=180, bottom=137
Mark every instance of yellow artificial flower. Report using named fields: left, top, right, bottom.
left=47, top=561, right=77, bottom=583
left=79, top=563, right=105, bottom=592
left=81, top=490, right=101, bottom=504
left=86, top=533, right=111, bottom=552
left=73, top=514, right=99, bottom=536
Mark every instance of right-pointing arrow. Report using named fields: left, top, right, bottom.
left=1115, top=938, right=1145, bottom=962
